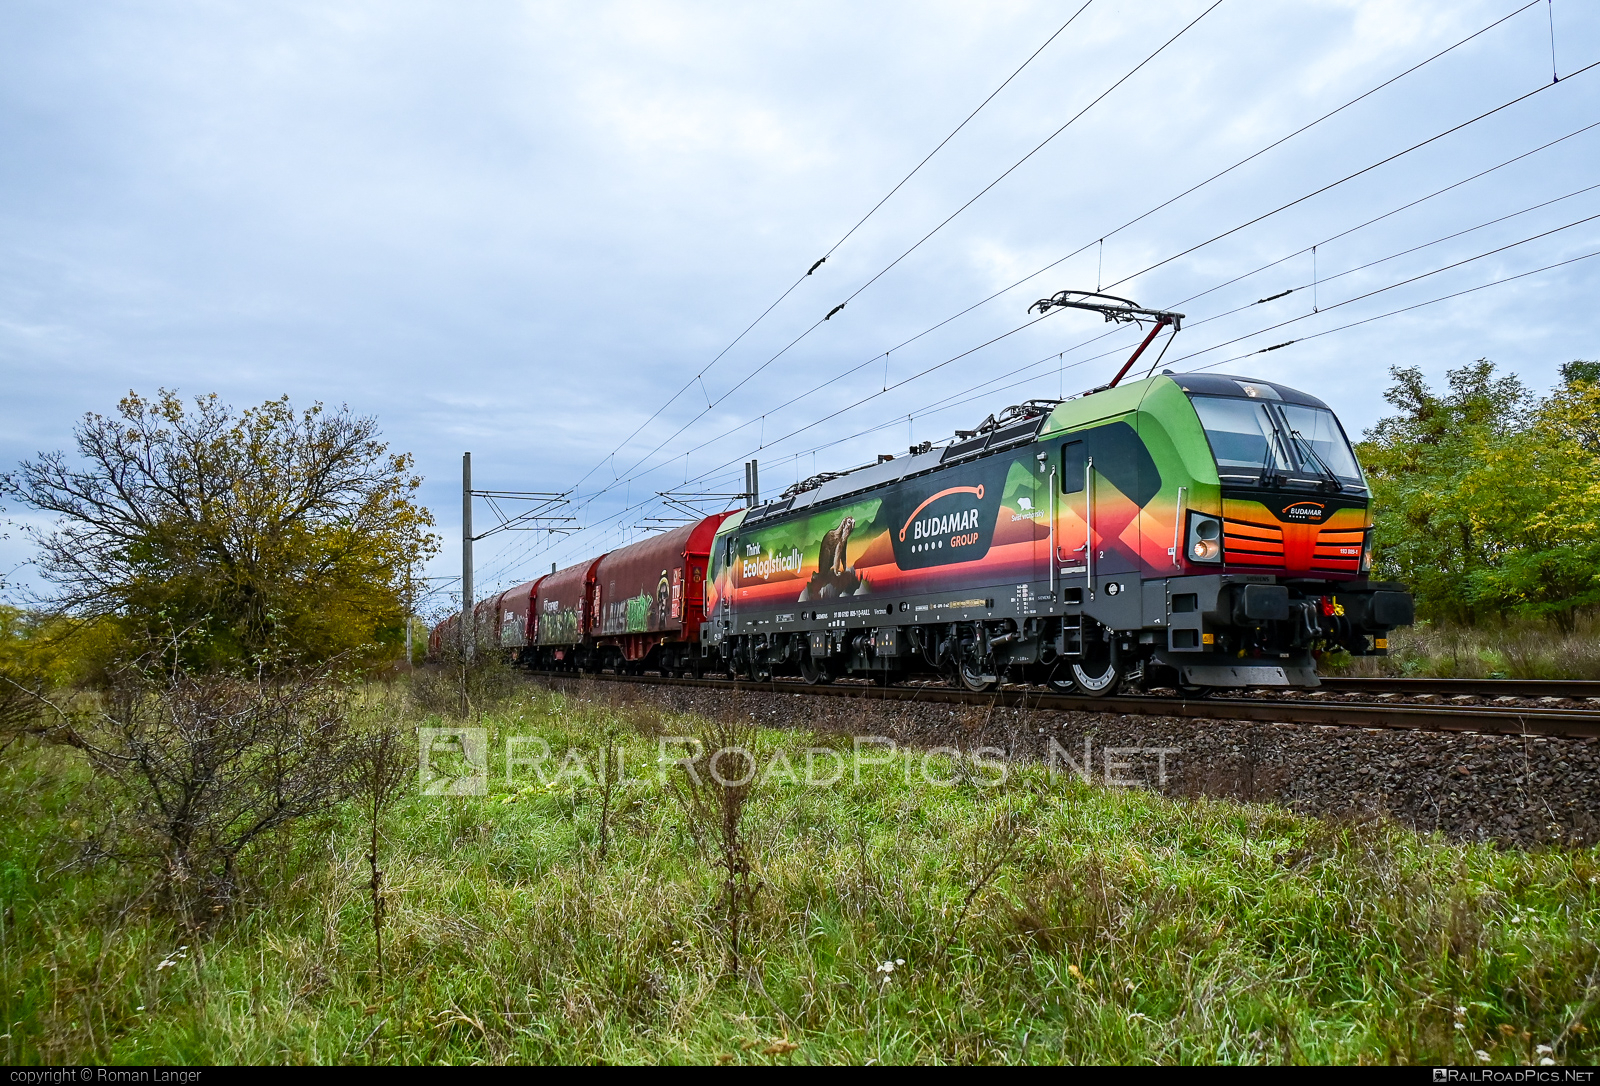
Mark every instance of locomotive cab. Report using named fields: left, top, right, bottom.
left=1139, top=372, right=1414, bottom=689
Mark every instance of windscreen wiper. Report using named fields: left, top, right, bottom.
left=1287, top=427, right=1345, bottom=493
left=1256, top=404, right=1289, bottom=488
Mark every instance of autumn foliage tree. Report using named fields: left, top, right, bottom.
left=1358, top=360, right=1600, bottom=630
left=4, top=391, right=438, bottom=668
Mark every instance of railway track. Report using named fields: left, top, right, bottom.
left=1319, top=676, right=1600, bottom=699
left=529, top=670, right=1600, bottom=740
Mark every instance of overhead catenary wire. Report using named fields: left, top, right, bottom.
left=822, top=0, right=1095, bottom=261
left=1100, top=54, right=1600, bottom=295
left=480, top=145, right=1600, bottom=591
left=890, top=190, right=1600, bottom=429
left=552, top=0, right=1557, bottom=529
left=572, top=1, right=1225, bottom=515
left=559, top=0, right=1098, bottom=498
left=1548, top=0, right=1559, bottom=84
left=1156, top=210, right=1600, bottom=368
left=662, top=243, right=1600, bottom=552
left=1025, top=0, right=1548, bottom=294
left=1169, top=180, right=1600, bottom=333
left=1185, top=247, right=1600, bottom=375
left=658, top=0, right=1554, bottom=459
left=694, top=215, right=1600, bottom=490
left=1168, top=115, right=1600, bottom=311
left=814, top=245, right=1600, bottom=458
left=482, top=237, right=1570, bottom=591
left=480, top=183, right=1600, bottom=589
left=577, top=106, right=1600, bottom=527
left=550, top=206, right=1600, bottom=569
left=819, top=0, right=1226, bottom=316
left=865, top=210, right=1600, bottom=448
left=475, top=12, right=1588, bottom=587
left=472, top=308, right=1069, bottom=587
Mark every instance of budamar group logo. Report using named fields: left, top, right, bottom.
left=1278, top=500, right=1337, bottom=524
left=888, top=459, right=1006, bottom=571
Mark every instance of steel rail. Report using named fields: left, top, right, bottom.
left=1319, top=676, right=1600, bottom=699
left=526, top=671, right=1600, bottom=740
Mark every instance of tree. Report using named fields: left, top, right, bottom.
left=3, top=390, right=438, bottom=669
left=1357, top=361, right=1600, bottom=629
left=1356, top=361, right=1529, bottom=623
left=0, top=606, right=122, bottom=731
left=1463, top=363, right=1600, bottom=630
left=350, top=719, right=410, bottom=993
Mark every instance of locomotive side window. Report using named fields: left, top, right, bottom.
left=1055, top=423, right=1161, bottom=505
left=1061, top=441, right=1087, bottom=494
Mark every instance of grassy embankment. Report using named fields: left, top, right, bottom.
left=1, top=679, right=1596, bottom=1064
left=1333, top=615, right=1600, bottom=680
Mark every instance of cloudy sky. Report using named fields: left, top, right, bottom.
left=3, top=0, right=1598, bottom=611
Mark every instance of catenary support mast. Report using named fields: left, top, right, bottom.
left=462, top=452, right=474, bottom=659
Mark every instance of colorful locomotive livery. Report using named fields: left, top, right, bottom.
left=436, top=371, right=1413, bottom=693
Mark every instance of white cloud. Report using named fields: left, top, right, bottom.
left=1, top=0, right=1597, bottom=594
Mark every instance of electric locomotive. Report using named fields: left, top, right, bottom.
left=700, top=369, right=1414, bottom=693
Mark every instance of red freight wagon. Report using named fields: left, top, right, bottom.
left=529, top=556, right=606, bottom=669
left=472, top=594, right=501, bottom=651
left=430, top=612, right=460, bottom=658
left=592, top=512, right=735, bottom=675
left=429, top=578, right=541, bottom=659
left=496, top=577, right=543, bottom=651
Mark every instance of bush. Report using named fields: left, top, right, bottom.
left=409, top=640, right=521, bottom=720
left=30, top=662, right=362, bottom=923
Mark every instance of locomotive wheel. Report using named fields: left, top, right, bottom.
left=1069, top=642, right=1121, bottom=696
left=1044, top=662, right=1077, bottom=694
left=955, top=653, right=997, bottom=693
left=800, top=656, right=834, bottom=685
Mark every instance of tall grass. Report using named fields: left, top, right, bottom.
left=1333, top=613, right=1600, bottom=680
left=0, top=681, right=1595, bottom=1064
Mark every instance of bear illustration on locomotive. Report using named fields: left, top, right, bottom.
left=436, top=293, right=1414, bottom=694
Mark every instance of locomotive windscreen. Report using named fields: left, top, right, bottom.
left=1189, top=394, right=1363, bottom=488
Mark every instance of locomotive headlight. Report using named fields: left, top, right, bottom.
left=1360, top=533, right=1373, bottom=573
left=1187, top=514, right=1223, bottom=564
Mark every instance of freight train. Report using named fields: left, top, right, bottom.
left=431, top=369, right=1414, bottom=693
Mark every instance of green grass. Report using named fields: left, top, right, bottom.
left=1330, top=613, right=1600, bottom=680
left=1, top=682, right=1596, bottom=1064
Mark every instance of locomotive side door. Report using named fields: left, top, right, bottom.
left=718, top=535, right=733, bottom=630
left=1032, top=443, right=1054, bottom=594
left=1055, top=438, right=1091, bottom=598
